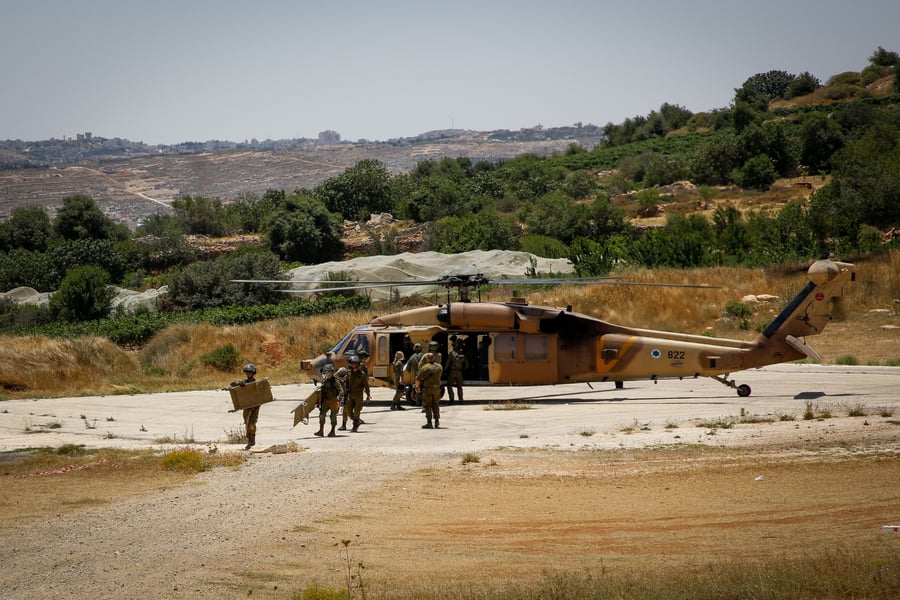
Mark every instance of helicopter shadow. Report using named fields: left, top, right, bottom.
left=793, top=391, right=859, bottom=400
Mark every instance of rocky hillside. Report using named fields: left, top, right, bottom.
left=0, top=132, right=600, bottom=228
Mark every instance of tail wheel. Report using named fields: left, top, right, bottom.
left=736, top=384, right=751, bottom=397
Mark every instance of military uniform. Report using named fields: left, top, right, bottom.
left=404, top=345, right=424, bottom=405
left=391, top=352, right=407, bottom=410
left=416, top=354, right=443, bottom=429
left=232, top=363, right=260, bottom=450
left=344, top=362, right=371, bottom=432
left=444, top=349, right=468, bottom=402
left=315, top=368, right=341, bottom=437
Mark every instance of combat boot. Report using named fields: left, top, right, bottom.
left=314, top=425, right=324, bottom=437
left=395, top=403, right=406, bottom=411
left=422, top=419, right=433, bottom=429
left=351, top=420, right=360, bottom=433
left=434, top=419, right=440, bottom=429
left=244, top=433, right=255, bottom=450
left=327, top=425, right=336, bottom=437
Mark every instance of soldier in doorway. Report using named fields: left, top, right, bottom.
left=444, top=344, right=468, bottom=403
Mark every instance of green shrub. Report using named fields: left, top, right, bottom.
left=200, top=344, right=240, bottom=372
left=520, top=234, right=569, bottom=259
left=49, top=264, right=116, bottom=322
left=835, top=355, right=859, bottom=365
left=724, top=300, right=753, bottom=319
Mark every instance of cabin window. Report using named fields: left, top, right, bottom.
left=524, top=335, right=548, bottom=361
left=377, top=335, right=390, bottom=364
left=601, top=348, right=618, bottom=361
left=493, top=334, right=517, bottom=362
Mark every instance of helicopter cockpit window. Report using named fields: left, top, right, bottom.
left=329, top=331, right=354, bottom=355
left=341, top=334, right=369, bottom=358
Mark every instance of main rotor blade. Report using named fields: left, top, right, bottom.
left=234, top=275, right=718, bottom=291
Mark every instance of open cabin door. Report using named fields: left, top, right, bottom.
left=489, top=333, right=558, bottom=385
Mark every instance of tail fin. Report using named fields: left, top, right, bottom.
left=757, top=259, right=855, bottom=344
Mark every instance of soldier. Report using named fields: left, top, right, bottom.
left=419, top=340, right=442, bottom=373
left=404, top=343, right=424, bottom=406
left=336, top=367, right=351, bottom=431
left=358, top=350, right=370, bottom=374
left=230, top=363, right=260, bottom=450
left=415, top=352, right=443, bottom=429
left=390, top=350, right=407, bottom=411
left=444, top=344, right=468, bottom=403
left=315, top=363, right=341, bottom=437
left=343, top=354, right=371, bottom=432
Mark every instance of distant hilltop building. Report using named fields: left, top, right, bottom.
left=317, top=130, right=340, bottom=144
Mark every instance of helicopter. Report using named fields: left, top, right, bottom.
left=283, top=258, right=855, bottom=399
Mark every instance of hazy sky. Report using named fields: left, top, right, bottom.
left=1, top=0, right=897, bottom=145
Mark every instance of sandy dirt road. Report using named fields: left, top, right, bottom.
left=1, top=364, right=899, bottom=598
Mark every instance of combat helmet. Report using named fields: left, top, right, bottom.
left=243, top=363, right=257, bottom=374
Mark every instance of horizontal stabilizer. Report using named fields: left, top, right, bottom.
left=784, top=335, right=821, bottom=362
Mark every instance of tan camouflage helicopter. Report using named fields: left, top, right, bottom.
left=245, top=258, right=855, bottom=412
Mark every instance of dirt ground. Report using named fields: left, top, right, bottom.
left=2, top=415, right=899, bottom=599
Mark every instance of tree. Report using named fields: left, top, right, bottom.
left=628, top=213, right=712, bottom=268
left=49, top=265, right=116, bottom=322
left=567, top=236, right=628, bottom=276
left=799, top=113, right=845, bottom=173
left=48, top=238, right=133, bottom=284
left=518, top=192, right=591, bottom=245
left=171, top=195, right=228, bottom=236
left=787, top=71, right=821, bottom=98
left=5, top=205, right=53, bottom=252
left=425, top=213, right=519, bottom=253
left=263, top=194, right=343, bottom=263
left=0, top=248, right=58, bottom=292
left=711, top=204, right=750, bottom=264
left=736, top=70, right=795, bottom=104
left=498, top=154, right=566, bottom=202
left=738, top=121, right=799, bottom=176
left=168, top=248, right=286, bottom=310
left=53, top=194, right=128, bottom=241
left=315, top=159, right=395, bottom=221
left=869, top=46, right=900, bottom=67
left=736, top=154, right=778, bottom=191
left=560, top=170, right=595, bottom=199
left=400, top=175, right=472, bottom=222
left=826, top=122, right=900, bottom=229
left=690, top=133, right=740, bottom=185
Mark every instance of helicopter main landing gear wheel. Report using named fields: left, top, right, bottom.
left=712, top=375, right=752, bottom=397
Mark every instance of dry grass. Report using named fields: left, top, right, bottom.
left=0, top=252, right=896, bottom=400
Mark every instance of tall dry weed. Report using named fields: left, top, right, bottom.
left=1, top=252, right=896, bottom=399
left=0, top=335, right=140, bottom=396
